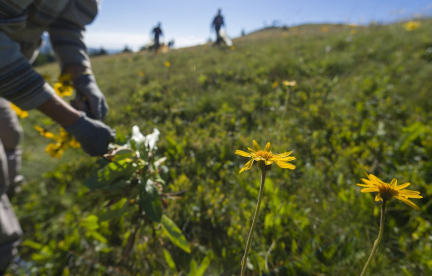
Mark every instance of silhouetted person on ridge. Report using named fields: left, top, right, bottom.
left=152, top=22, right=163, bottom=52
left=212, top=9, right=225, bottom=45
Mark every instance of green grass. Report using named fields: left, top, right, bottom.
left=11, top=19, right=432, bottom=275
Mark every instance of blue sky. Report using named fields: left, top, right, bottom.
left=84, top=0, right=432, bottom=50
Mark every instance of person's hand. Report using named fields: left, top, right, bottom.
left=65, top=113, right=115, bottom=156
left=72, top=74, right=108, bottom=120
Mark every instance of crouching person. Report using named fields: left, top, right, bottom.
left=0, top=0, right=114, bottom=274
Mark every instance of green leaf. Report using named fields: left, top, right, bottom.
left=396, top=122, right=425, bottom=151
left=22, top=240, right=43, bottom=250
left=111, top=148, right=137, bottom=162
left=163, top=249, right=177, bottom=272
left=84, top=159, right=137, bottom=189
left=98, top=200, right=135, bottom=222
left=139, top=179, right=163, bottom=222
left=89, top=230, right=108, bottom=244
left=161, top=215, right=191, bottom=253
left=188, top=259, right=198, bottom=276
left=80, top=215, right=100, bottom=231
left=360, top=118, right=369, bottom=136
left=195, top=256, right=211, bottom=276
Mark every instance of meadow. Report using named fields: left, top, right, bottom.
left=10, top=19, right=432, bottom=275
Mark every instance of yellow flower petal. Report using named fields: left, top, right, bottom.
left=395, top=183, right=410, bottom=190
left=397, top=196, right=420, bottom=211
left=239, top=159, right=254, bottom=173
left=252, top=140, right=260, bottom=151
left=275, top=161, right=295, bottom=170
left=247, top=147, right=256, bottom=153
left=375, top=194, right=381, bottom=201
left=264, top=160, right=273, bottom=165
left=398, top=189, right=421, bottom=195
left=398, top=190, right=422, bottom=197
left=360, top=187, right=379, bottom=193
left=235, top=150, right=251, bottom=157
left=264, top=142, right=271, bottom=152
left=357, top=184, right=374, bottom=188
left=272, top=156, right=296, bottom=162
left=274, top=151, right=293, bottom=157
left=390, top=178, right=397, bottom=188
left=44, top=132, right=55, bottom=139
left=282, top=80, right=297, bottom=86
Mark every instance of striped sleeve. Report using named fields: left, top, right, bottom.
left=0, top=31, right=54, bottom=110
left=48, top=0, right=100, bottom=70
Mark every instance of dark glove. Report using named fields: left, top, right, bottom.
left=65, top=113, right=116, bottom=156
left=73, top=74, right=108, bottom=120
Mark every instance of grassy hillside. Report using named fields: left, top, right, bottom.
left=10, top=19, right=432, bottom=275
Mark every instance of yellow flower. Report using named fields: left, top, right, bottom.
left=54, top=74, right=74, bottom=97
left=69, top=138, right=81, bottom=148
left=282, top=80, right=297, bottom=87
left=57, top=128, right=69, bottom=142
left=139, top=71, right=145, bottom=77
left=231, top=46, right=235, bottom=50
left=45, top=142, right=66, bottom=159
left=404, top=21, right=420, bottom=31
left=10, top=103, right=28, bottom=119
left=272, top=81, right=279, bottom=88
left=34, top=125, right=55, bottom=139
left=54, top=82, right=74, bottom=97
left=321, top=27, right=328, bottom=33
left=164, top=61, right=171, bottom=68
left=235, top=140, right=296, bottom=173
left=350, top=29, right=357, bottom=35
left=358, top=173, right=422, bottom=210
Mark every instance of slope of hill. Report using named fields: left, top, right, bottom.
left=10, top=19, right=432, bottom=275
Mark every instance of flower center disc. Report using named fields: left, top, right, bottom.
left=378, top=184, right=399, bottom=200
left=255, top=150, right=273, bottom=160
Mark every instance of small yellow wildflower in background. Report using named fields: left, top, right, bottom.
left=231, top=46, right=236, bottom=50
left=45, top=142, right=66, bottom=159
left=350, top=29, right=357, bottom=35
left=35, top=125, right=55, bottom=139
left=164, top=61, right=171, bottom=68
left=282, top=80, right=297, bottom=87
left=35, top=126, right=80, bottom=158
left=321, top=27, right=329, bottom=33
left=235, top=140, right=296, bottom=173
left=69, top=138, right=81, bottom=148
left=358, top=173, right=422, bottom=210
left=404, top=21, right=420, bottom=31
left=54, top=73, right=74, bottom=97
left=272, top=81, right=279, bottom=88
left=139, top=71, right=145, bottom=77
left=10, top=103, right=28, bottom=119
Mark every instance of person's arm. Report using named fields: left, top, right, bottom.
left=0, top=31, right=54, bottom=110
left=37, top=95, right=82, bottom=128
left=48, top=0, right=108, bottom=120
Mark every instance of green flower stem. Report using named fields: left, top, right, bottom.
left=360, top=199, right=387, bottom=276
left=241, top=168, right=268, bottom=276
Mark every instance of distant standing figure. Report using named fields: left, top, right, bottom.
left=152, top=23, right=163, bottom=52
left=212, top=9, right=225, bottom=45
